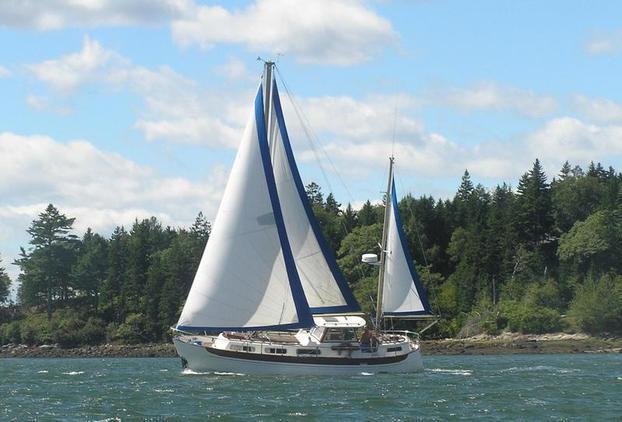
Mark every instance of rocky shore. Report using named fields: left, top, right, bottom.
left=1, top=333, right=621, bottom=358
left=0, top=343, right=178, bottom=358
left=422, top=333, right=622, bottom=355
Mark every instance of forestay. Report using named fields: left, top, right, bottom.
left=381, top=181, right=433, bottom=316
left=176, top=87, right=313, bottom=331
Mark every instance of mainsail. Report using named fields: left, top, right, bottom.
left=381, top=179, right=432, bottom=317
left=176, top=87, right=313, bottom=331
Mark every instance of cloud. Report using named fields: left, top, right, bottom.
left=572, top=94, right=622, bottom=124
left=0, top=0, right=191, bottom=30
left=0, top=66, right=11, bottom=78
left=525, top=117, right=622, bottom=167
left=26, top=36, right=117, bottom=93
left=171, top=0, right=397, bottom=65
left=586, top=30, right=622, bottom=55
left=27, top=37, right=249, bottom=147
left=429, top=82, right=557, bottom=118
left=0, top=131, right=227, bottom=282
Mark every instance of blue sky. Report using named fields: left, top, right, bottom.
left=2, top=0, right=622, bottom=285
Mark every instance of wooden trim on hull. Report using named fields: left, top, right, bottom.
left=205, top=346, right=410, bottom=365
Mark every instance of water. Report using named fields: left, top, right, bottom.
left=1, top=354, right=621, bottom=420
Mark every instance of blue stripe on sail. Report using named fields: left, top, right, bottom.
left=271, top=81, right=360, bottom=314
left=255, top=86, right=315, bottom=329
left=309, top=305, right=357, bottom=314
left=383, top=310, right=431, bottom=316
left=390, top=180, right=433, bottom=315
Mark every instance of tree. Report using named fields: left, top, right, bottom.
left=190, top=211, right=211, bottom=245
left=557, top=210, right=621, bottom=278
left=72, top=229, right=108, bottom=311
left=100, top=226, right=129, bottom=323
left=305, top=182, right=324, bottom=206
left=0, top=255, right=11, bottom=304
left=15, top=204, right=78, bottom=319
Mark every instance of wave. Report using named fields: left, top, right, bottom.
left=427, top=368, right=473, bottom=376
left=62, top=371, right=85, bottom=375
left=500, top=365, right=578, bottom=374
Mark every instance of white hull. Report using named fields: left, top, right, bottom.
left=173, top=336, right=424, bottom=375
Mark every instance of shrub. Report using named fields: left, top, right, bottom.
left=111, top=313, right=150, bottom=344
left=499, top=301, right=562, bottom=334
left=568, top=275, right=622, bottom=335
left=0, top=321, right=22, bottom=344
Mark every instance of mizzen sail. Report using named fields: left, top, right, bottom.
left=381, top=180, right=432, bottom=316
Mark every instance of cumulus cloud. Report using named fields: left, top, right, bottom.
left=0, top=132, right=224, bottom=214
left=27, top=37, right=249, bottom=148
left=0, top=131, right=227, bottom=282
left=572, top=95, right=622, bottom=124
left=0, top=0, right=191, bottom=30
left=171, top=0, right=397, bottom=65
left=26, top=36, right=117, bottom=93
left=428, top=82, right=557, bottom=118
left=525, top=117, right=622, bottom=167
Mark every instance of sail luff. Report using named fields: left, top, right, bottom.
left=271, top=80, right=360, bottom=314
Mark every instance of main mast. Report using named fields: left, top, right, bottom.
left=262, top=61, right=276, bottom=155
left=375, top=156, right=394, bottom=329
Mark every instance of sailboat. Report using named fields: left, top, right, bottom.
left=172, top=62, right=434, bottom=375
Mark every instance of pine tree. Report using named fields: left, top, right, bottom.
left=305, top=182, right=324, bottom=206
left=15, top=204, right=78, bottom=319
left=72, top=229, right=108, bottom=311
left=0, top=255, right=11, bottom=304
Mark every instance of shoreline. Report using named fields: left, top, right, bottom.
left=2, top=333, right=621, bottom=358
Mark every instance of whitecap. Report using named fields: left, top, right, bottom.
left=214, top=371, right=245, bottom=376
left=154, top=389, right=175, bottom=393
left=500, top=365, right=575, bottom=374
left=181, top=369, right=210, bottom=375
left=62, top=371, right=85, bottom=375
left=428, top=368, right=473, bottom=376
left=37, top=370, right=48, bottom=374
left=159, top=369, right=168, bottom=372
left=360, top=372, right=375, bottom=376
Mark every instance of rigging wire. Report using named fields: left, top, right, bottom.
left=274, top=66, right=356, bottom=203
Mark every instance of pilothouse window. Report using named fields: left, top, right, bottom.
left=324, top=328, right=356, bottom=342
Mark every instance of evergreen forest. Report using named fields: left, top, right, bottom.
left=1, top=159, right=622, bottom=347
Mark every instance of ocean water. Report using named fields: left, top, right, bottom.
left=1, top=354, right=621, bottom=420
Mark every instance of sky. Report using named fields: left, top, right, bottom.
left=2, top=0, right=622, bottom=286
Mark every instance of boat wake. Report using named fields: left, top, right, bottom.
left=181, top=368, right=245, bottom=376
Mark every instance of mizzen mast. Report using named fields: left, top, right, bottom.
left=375, top=156, right=395, bottom=329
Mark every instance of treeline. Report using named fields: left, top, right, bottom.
left=1, top=159, right=622, bottom=346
